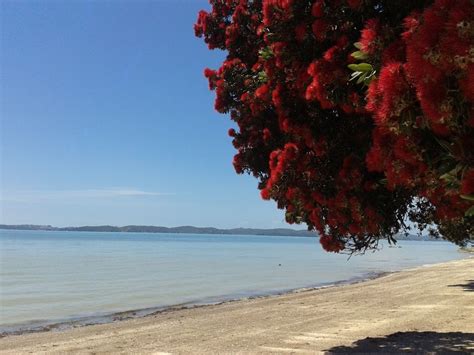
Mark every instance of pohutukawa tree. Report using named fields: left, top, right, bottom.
left=195, top=0, right=474, bottom=253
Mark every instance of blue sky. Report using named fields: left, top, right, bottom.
left=0, top=0, right=293, bottom=229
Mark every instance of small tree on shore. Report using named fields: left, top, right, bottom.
left=195, top=0, right=474, bottom=253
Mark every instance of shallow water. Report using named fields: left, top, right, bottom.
left=0, top=229, right=466, bottom=333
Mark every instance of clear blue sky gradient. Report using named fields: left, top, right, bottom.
left=1, top=0, right=293, bottom=229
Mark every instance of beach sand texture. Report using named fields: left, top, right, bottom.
left=1, top=257, right=473, bottom=354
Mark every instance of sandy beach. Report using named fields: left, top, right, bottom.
left=1, top=257, right=473, bottom=354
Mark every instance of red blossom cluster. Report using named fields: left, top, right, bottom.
left=195, top=0, right=473, bottom=253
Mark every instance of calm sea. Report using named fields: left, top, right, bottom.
left=0, top=229, right=467, bottom=334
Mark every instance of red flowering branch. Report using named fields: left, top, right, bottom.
left=196, top=0, right=473, bottom=253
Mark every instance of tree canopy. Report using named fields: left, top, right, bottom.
left=195, top=0, right=473, bottom=253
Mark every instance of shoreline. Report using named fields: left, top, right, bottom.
left=3, top=252, right=466, bottom=338
left=1, top=257, right=473, bottom=353
left=1, top=269, right=392, bottom=338
left=2, top=249, right=469, bottom=338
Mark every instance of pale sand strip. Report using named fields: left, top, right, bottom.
left=1, top=258, right=473, bottom=354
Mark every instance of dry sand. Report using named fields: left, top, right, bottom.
left=1, top=257, right=473, bottom=354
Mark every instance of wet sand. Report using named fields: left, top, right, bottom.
left=1, top=257, right=473, bottom=354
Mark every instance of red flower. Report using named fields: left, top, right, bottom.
left=232, top=154, right=243, bottom=174
left=260, top=188, right=271, bottom=200
left=194, top=10, right=209, bottom=36
left=263, top=128, right=272, bottom=141
left=347, top=0, right=361, bottom=9
left=360, top=19, right=380, bottom=55
left=311, top=0, right=325, bottom=17
left=295, top=25, right=306, bottom=42
left=461, top=170, right=474, bottom=196
left=272, top=85, right=283, bottom=108
left=320, top=235, right=344, bottom=253
left=255, top=84, right=270, bottom=100
left=312, top=20, right=328, bottom=42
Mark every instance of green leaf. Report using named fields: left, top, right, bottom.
left=460, top=194, right=474, bottom=202
left=357, top=72, right=368, bottom=84
left=348, top=63, right=373, bottom=72
left=351, top=51, right=368, bottom=60
left=434, top=138, right=453, bottom=153
left=356, top=63, right=373, bottom=71
left=453, top=164, right=463, bottom=174
left=440, top=173, right=456, bottom=182
left=363, top=72, right=377, bottom=85
left=257, top=71, right=268, bottom=83
left=258, top=47, right=274, bottom=60
left=465, top=205, right=474, bottom=217
left=439, top=164, right=465, bottom=184
left=354, top=42, right=362, bottom=49
left=438, top=161, right=457, bottom=175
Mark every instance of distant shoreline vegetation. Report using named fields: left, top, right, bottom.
left=0, top=224, right=438, bottom=241
left=0, top=224, right=315, bottom=237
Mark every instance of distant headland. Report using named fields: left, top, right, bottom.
left=0, top=224, right=436, bottom=241
left=0, top=224, right=316, bottom=237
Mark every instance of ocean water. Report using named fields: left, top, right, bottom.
left=0, top=229, right=467, bottom=334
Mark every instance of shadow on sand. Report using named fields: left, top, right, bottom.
left=448, top=280, right=474, bottom=292
left=326, top=331, right=474, bottom=353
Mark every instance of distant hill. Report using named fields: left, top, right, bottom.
left=0, top=224, right=441, bottom=241
left=0, top=224, right=315, bottom=237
